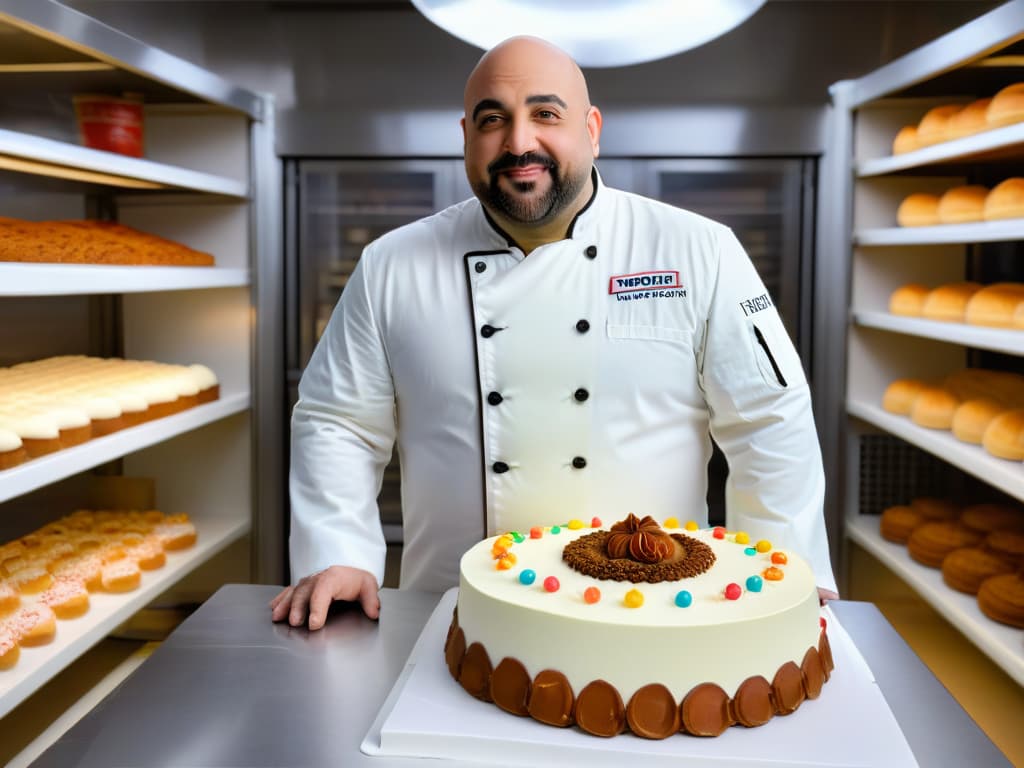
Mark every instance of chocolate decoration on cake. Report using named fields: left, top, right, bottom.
left=732, top=676, right=774, bottom=727
left=459, top=642, right=493, bottom=701
left=491, top=657, right=532, bottom=716
left=528, top=670, right=574, bottom=727
left=818, top=630, right=835, bottom=680
left=444, top=622, right=465, bottom=679
left=680, top=683, right=734, bottom=736
left=575, top=680, right=625, bottom=737
left=626, top=683, right=680, bottom=739
left=800, top=647, right=825, bottom=699
left=606, top=514, right=674, bottom=563
left=771, top=661, right=806, bottom=714
left=563, top=527, right=715, bottom=583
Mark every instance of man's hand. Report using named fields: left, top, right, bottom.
left=817, top=587, right=839, bottom=605
left=270, top=566, right=380, bottom=629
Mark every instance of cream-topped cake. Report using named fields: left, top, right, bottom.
left=445, top=515, right=833, bottom=738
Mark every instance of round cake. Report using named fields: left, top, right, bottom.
left=445, top=515, right=832, bottom=738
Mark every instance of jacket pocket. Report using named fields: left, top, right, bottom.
left=753, top=324, right=787, bottom=388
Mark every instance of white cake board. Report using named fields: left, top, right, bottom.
left=362, top=589, right=918, bottom=767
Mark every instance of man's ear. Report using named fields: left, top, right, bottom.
left=587, top=106, right=602, bottom=158
left=460, top=116, right=467, bottom=146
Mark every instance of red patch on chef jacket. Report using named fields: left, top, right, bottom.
left=608, top=270, right=681, bottom=294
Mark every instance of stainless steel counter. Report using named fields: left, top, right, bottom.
left=31, top=586, right=1011, bottom=767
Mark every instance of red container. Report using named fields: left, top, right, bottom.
left=73, top=94, right=144, bottom=158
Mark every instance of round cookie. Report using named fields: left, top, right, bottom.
left=960, top=503, right=1024, bottom=535
left=911, top=497, right=960, bottom=522
left=986, top=530, right=1024, bottom=567
left=880, top=505, right=923, bottom=544
left=977, top=571, right=1024, bottom=628
left=941, top=547, right=1014, bottom=594
left=908, top=521, right=983, bottom=568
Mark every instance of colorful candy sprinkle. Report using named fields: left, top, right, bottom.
left=763, top=566, right=785, bottom=581
left=591, top=517, right=602, bottom=528
left=734, top=531, right=750, bottom=544
left=820, top=616, right=827, bottom=629
left=511, top=531, right=525, bottom=543
left=544, top=576, right=560, bottom=592
left=584, top=586, right=601, bottom=604
left=491, top=542, right=509, bottom=558
left=624, top=589, right=644, bottom=608
left=519, top=569, right=536, bottom=585
left=756, top=540, right=772, bottom=553
left=675, top=590, right=693, bottom=608
left=551, top=525, right=561, bottom=534
left=771, top=551, right=788, bottom=565
left=712, top=527, right=726, bottom=539
left=663, top=517, right=679, bottom=529
left=568, top=519, right=584, bottom=530
left=744, top=547, right=756, bottom=556
left=746, top=575, right=763, bottom=592
left=724, top=583, right=742, bottom=600
left=530, top=526, right=543, bottom=539
left=496, top=553, right=516, bottom=570
left=684, top=521, right=699, bottom=531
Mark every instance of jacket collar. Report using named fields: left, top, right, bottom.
left=475, top=166, right=602, bottom=251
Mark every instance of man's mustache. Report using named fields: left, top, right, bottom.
left=487, top=152, right=556, bottom=175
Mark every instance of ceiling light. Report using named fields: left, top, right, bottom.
left=410, top=0, right=767, bottom=68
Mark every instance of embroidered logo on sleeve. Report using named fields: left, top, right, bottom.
left=739, top=293, right=773, bottom=316
left=608, top=270, right=687, bottom=302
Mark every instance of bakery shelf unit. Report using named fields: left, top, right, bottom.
left=820, top=0, right=1024, bottom=686
left=0, top=0, right=282, bottom=730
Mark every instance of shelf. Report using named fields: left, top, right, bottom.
left=853, top=310, right=1024, bottom=356
left=857, top=122, right=1024, bottom=177
left=0, top=391, right=250, bottom=504
left=0, top=513, right=250, bottom=719
left=847, top=400, right=1024, bottom=503
left=845, top=514, right=1023, bottom=686
left=0, top=128, right=247, bottom=197
left=0, top=264, right=250, bottom=296
left=855, top=219, right=1024, bottom=246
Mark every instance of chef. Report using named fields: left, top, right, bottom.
left=271, top=35, right=838, bottom=630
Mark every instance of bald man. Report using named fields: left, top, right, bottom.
left=273, top=37, right=837, bottom=630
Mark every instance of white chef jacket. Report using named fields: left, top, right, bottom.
left=290, top=171, right=837, bottom=594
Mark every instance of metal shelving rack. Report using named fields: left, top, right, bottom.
left=819, top=0, right=1024, bottom=687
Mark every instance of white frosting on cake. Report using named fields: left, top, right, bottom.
left=0, top=429, right=22, bottom=452
left=457, top=522, right=821, bottom=701
left=187, top=364, right=218, bottom=389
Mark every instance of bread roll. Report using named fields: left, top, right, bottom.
left=937, top=185, right=989, bottom=224
left=889, top=283, right=930, bottom=316
left=982, top=409, right=1024, bottom=460
left=897, top=193, right=941, bottom=227
left=892, top=125, right=919, bottom=155
left=983, top=177, right=1024, bottom=221
left=910, top=386, right=960, bottom=429
left=917, top=104, right=962, bottom=146
left=952, top=398, right=1006, bottom=444
left=882, top=378, right=928, bottom=415
left=947, top=97, right=992, bottom=139
left=965, top=283, right=1024, bottom=327
left=944, top=368, right=1024, bottom=406
left=921, top=282, right=981, bottom=322
left=986, top=82, right=1024, bottom=128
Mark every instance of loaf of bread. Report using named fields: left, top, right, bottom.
left=882, top=378, right=929, bottom=415
left=910, top=386, right=961, bottom=429
left=947, top=98, right=993, bottom=139
left=916, top=104, right=962, bottom=146
left=937, top=185, right=989, bottom=224
left=897, top=193, right=941, bottom=227
left=983, top=178, right=1024, bottom=221
left=965, top=283, right=1024, bottom=327
left=921, top=282, right=981, bottom=322
left=986, top=82, right=1024, bottom=128
left=892, top=125, right=919, bottom=155
left=889, top=284, right=930, bottom=316
left=952, top=398, right=1006, bottom=444
left=982, top=409, right=1024, bottom=460
left=0, top=218, right=214, bottom=266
